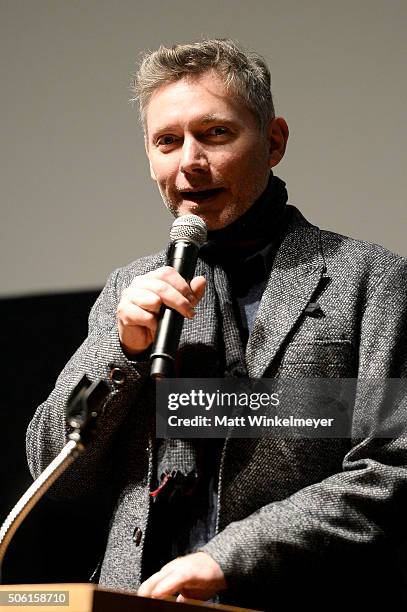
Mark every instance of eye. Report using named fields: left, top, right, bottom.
left=156, top=135, right=178, bottom=147
left=208, top=126, right=228, bottom=137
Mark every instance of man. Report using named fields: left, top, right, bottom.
left=27, top=39, right=407, bottom=610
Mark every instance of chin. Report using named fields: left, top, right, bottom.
left=177, top=207, right=222, bottom=229
left=205, top=206, right=250, bottom=231
left=167, top=199, right=247, bottom=230
left=196, top=214, right=238, bottom=231
left=171, top=207, right=221, bottom=230
left=203, top=217, right=230, bottom=231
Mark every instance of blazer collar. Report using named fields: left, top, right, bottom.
left=246, top=206, right=326, bottom=378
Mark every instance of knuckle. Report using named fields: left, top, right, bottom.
left=178, top=569, right=190, bottom=583
left=118, top=289, right=129, bottom=305
left=162, top=265, right=174, bottom=276
left=116, top=303, right=126, bottom=319
left=180, top=297, right=191, bottom=310
left=143, top=311, right=156, bottom=324
left=148, top=265, right=171, bottom=280
left=120, top=314, right=133, bottom=326
left=161, top=266, right=177, bottom=283
left=148, top=277, right=165, bottom=293
left=150, top=293, right=162, bottom=308
left=128, top=278, right=140, bottom=289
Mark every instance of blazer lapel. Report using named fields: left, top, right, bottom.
left=246, top=215, right=325, bottom=378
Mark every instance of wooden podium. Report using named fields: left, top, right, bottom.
left=0, top=584, right=261, bottom=611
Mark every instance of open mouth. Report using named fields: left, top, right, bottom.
left=180, top=187, right=224, bottom=202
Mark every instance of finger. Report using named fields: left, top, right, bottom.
left=176, top=594, right=186, bottom=603
left=150, top=570, right=188, bottom=599
left=118, top=301, right=158, bottom=331
left=145, top=266, right=196, bottom=302
left=176, top=590, right=204, bottom=602
left=124, top=286, right=163, bottom=314
left=151, top=575, right=216, bottom=601
left=137, top=567, right=173, bottom=597
left=119, top=324, right=155, bottom=354
left=131, top=277, right=196, bottom=319
left=117, top=303, right=157, bottom=354
left=190, top=276, right=206, bottom=303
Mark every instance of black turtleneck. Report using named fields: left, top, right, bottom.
left=200, top=171, right=289, bottom=265
left=201, top=172, right=290, bottom=346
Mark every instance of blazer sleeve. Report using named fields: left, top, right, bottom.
left=202, top=256, right=407, bottom=593
left=26, top=267, right=151, bottom=498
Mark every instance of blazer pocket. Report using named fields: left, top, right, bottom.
left=278, top=339, right=355, bottom=376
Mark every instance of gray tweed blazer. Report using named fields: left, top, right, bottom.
left=26, top=207, right=407, bottom=609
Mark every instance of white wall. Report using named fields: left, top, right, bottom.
left=1, top=0, right=406, bottom=296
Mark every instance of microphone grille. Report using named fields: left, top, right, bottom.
left=169, top=214, right=207, bottom=247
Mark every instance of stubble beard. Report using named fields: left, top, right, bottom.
left=156, top=172, right=269, bottom=229
left=156, top=184, right=179, bottom=218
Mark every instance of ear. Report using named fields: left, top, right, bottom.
left=267, top=117, right=289, bottom=168
left=144, top=135, right=157, bottom=181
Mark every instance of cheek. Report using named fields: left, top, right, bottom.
left=219, top=150, right=268, bottom=187
left=214, top=151, right=244, bottom=178
left=219, top=139, right=269, bottom=172
left=151, top=159, right=177, bottom=188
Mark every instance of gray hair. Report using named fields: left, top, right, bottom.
left=131, top=38, right=275, bottom=132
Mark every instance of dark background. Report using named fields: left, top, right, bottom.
left=0, top=290, right=113, bottom=585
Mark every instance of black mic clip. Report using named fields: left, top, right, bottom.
left=65, top=374, right=110, bottom=446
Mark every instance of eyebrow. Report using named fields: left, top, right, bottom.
left=150, top=114, right=234, bottom=140
left=200, top=114, right=231, bottom=124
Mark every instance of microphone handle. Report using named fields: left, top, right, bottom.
left=150, top=239, right=200, bottom=378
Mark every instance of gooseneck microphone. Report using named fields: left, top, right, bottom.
left=150, top=214, right=207, bottom=379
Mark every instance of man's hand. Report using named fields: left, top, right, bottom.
left=117, top=266, right=206, bottom=356
left=137, top=552, right=227, bottom=602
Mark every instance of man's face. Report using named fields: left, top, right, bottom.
left=144, top=70, right=287, bottom=230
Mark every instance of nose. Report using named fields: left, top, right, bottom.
left=179, top=136, right=209, bottom=175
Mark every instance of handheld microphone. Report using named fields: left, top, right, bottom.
left=150, top=214, right=207, bottom=379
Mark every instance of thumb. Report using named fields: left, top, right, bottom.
left=190, top=275, right=206, bottom=303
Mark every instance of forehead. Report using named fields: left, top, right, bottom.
left=145, top=71, right=253, bottom=132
